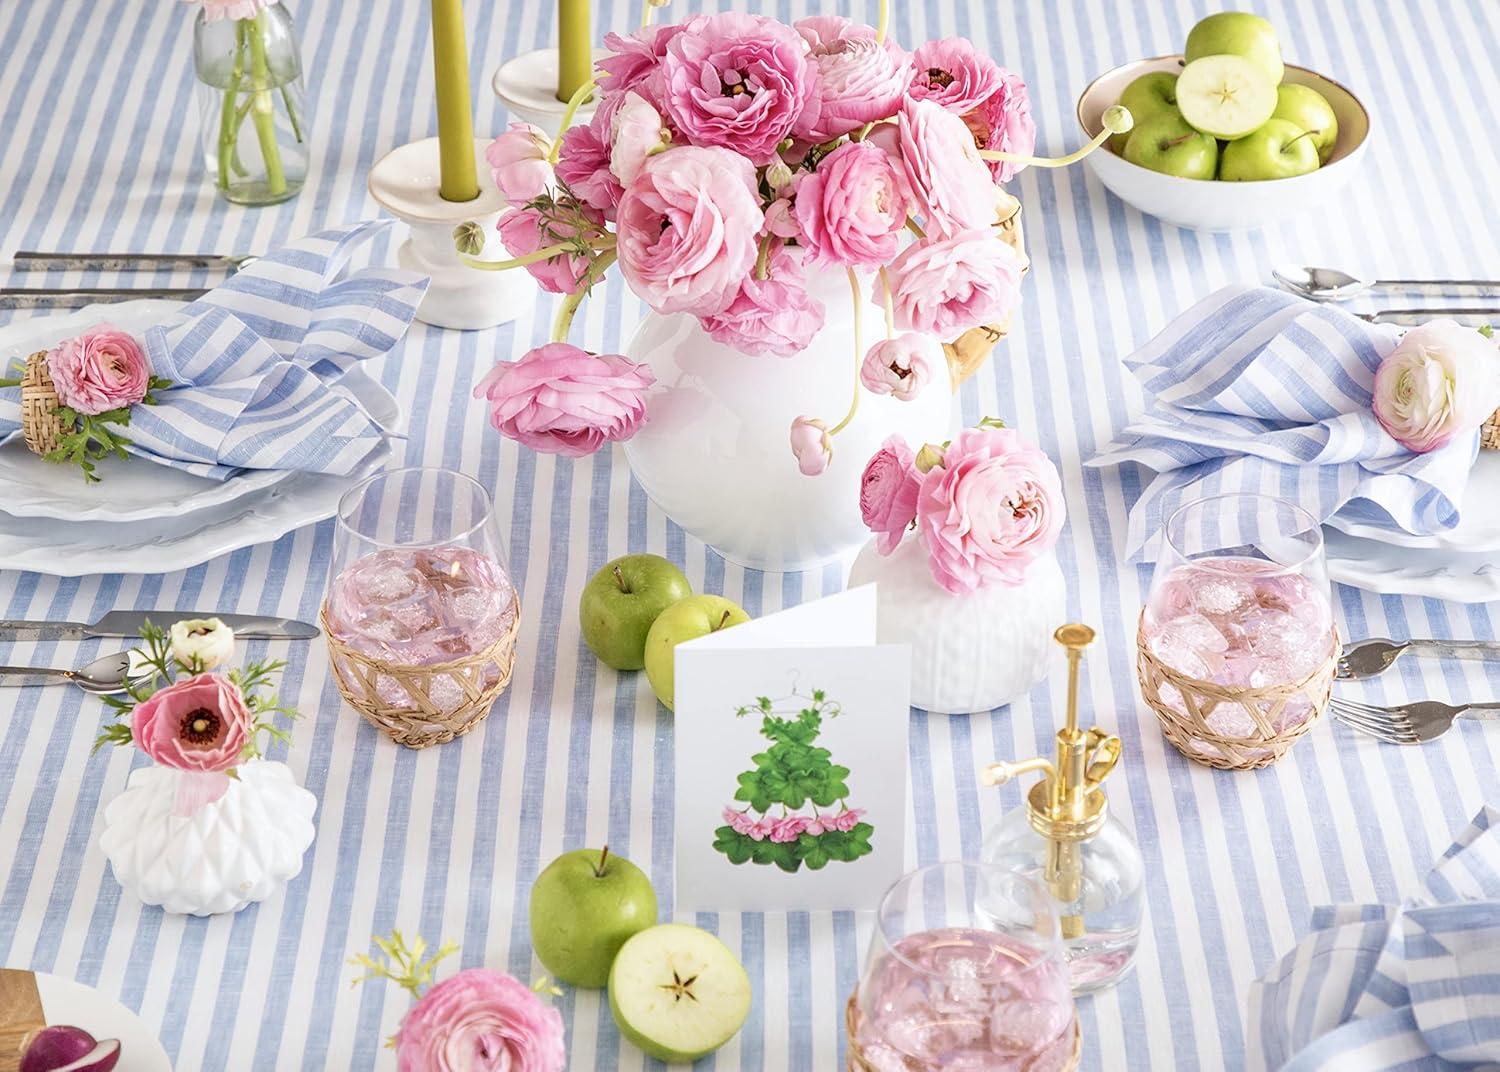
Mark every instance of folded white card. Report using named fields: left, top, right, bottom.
left=673, top=586, right=910, bottom=913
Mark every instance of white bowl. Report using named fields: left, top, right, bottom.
left=1077, top=56, right=1372, bottom=232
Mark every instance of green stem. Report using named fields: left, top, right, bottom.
left=280, top=85, right=304, bottom=144
left=550, top=250, right=618, bottom=342
left=877, top=267, right=895, bottom=338
left=875, top=0, right=890, bottom=44
left=216, top=22, right=249, bottom=191
left=245, top=11, right=287, bottom=197
left=547, top=77, right=599, bottom=162
left=461, top=238, right=613, bottom=273
left=828, top=269, right=863, bottom=437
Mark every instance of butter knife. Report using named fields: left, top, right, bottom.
left=0, top=287, right=210, bottom=309
left=0, top=612, right=319, bottom=642
left=12, top=251, right=255, bottom=273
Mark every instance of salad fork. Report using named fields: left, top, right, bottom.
left=1329, top=696, right=1500, bottom=744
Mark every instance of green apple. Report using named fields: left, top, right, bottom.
left=1123, top=111, right=1219, bottom=179
left=579, top=554, right=692, bottom=670
left=609, top=923, right=751, bottom=1063
left=1184, top=11, right=1284, bottom=85
left=1219, top=117, right=1320, bottom=180
left=1113, top=72, right=1179, bottom=152
left=1176, top=54, right=1278, bottom=139
left=1272, top=83, right=1338, bottom=162
left=643, top=595, right=750, bottom=711
left=530, top=846, right=658, bottom=988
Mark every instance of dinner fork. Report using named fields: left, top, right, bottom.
left=1329, top=696, right=1500, bottom=744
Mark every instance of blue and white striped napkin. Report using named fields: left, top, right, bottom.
left=1088, top=286, right=1482, bottom=561
left=0, top=221, right=427, bottom=481
left=1248, top=806, right=1500, bottom=1071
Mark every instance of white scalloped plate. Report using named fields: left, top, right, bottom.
left=1326, top=451, right=1500, bottom=552
left=1, top=969, right=171, bottom=1071
left=1325, top=527, right=1500, bottom=602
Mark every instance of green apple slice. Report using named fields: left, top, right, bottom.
left=1176, top=55, right=1278, bottom=139
left=609, top=923, right=751, bottom=1062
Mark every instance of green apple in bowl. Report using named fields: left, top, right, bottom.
left=643, top=595, right=750, bottom=711
left=1176, top=54, right=1278, bottom=139
left=1113, top=72, right=1178, bottom=151
left=1185, top=11, right=1284, bottom=85
left=530, top=846, right=658, bottom=989
left=580, top=554, right=692, bottom=671
left=609, top=923, right=752, bottom=1063
left=1123, top=112, right=1219, bottom=180
left=1220, top=117, right=1320, bottom=180
left=1272, top=83, right=1339, bottom=161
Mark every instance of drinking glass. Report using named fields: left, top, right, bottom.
left=848, top=862, right=1079, bottom=1071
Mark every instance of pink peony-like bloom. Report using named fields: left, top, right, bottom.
left=556, top=93, right=626, bottom=218
left=880, top=230, right=1026, bottom=339
left=894, top=98, right=1006, bottom=236
left=609, top=92, right=670, bottom=186
left=762, top=197, right=802, bottom=242
left=749, top=818, right=774, bottom=841
left=861, top=435, right=922, bottom=554
left=1373, top=320, right=1500, bottom=453
left=724, top=807, right=759, bottom=836
left=395, top=968, right=565, bottom=1072
left=794, top=141, right=908, bottom=270
left=46, top=325, right=152, bottom=416
left=769, top=816, right=809, bottom=843
left=963, top=69, right=1035, bottom=184
left=700, top=246, right=826, bottom=358
left=794, top=17, right=912, bottom=141
left=909, top=38, right=1004, bottom=114
left=496, top=205, right=601, bottom=295
left=915, top=426, right=1065, bottom=595
left=597, top=25, right=684, bottom=104
left=486, top=123, right=554, bottom=205
left=615, top=146, right=764, bottom=316
left=803, top=813, right=829, bottom=836
left=832, top=808, right=866, bottom=832
left=789, top=416, right=832, bottom=476
left=188, top=0, right=272, bottom=22
left=131, top=673, right=251, bottom=813
left=473, top=343, right=655, bottom=458
left=860, top=333, right=939, bottom=402
left=659, top=12, right=816, bottom=165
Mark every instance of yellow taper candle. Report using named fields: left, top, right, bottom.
left=556, top=0, right=591, bottom=104
left=430, top=0, right=479, bottom=202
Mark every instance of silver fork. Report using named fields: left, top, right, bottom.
left=1329, top=696, right=1500, bottom=744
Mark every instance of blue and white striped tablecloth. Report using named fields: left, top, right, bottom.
left=2, top=2, right=1499, bottom=1069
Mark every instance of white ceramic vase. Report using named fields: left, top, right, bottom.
left=491, top=48, right=606, bottom=139
left=848, top=536, right=1067, bottom=714
left=622, top=269, right=956, bottom=572
left=100, top=760, right=317, bottom=916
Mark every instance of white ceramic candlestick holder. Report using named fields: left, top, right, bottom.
left=368, top=137, right=532, bottom=331
left=491, top=48, right=606, bottom=138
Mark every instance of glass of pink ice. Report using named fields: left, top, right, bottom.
left=850, top=862, right=1079, bottom=1071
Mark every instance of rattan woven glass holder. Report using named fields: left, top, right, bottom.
left=19, top=351, right=66, bottom=457
left=844, top=994, right=1080, bottom=1071
left=1136, top=614, right=1336, bottom=771
left=321, top=601, right=520, bottom=749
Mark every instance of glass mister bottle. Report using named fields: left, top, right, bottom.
left=980, top=624, right=1144, bottom=993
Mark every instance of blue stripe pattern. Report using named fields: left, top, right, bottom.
left=2, top=2, right=1500, bottom=1070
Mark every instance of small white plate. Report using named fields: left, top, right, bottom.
left=1326, top=527, right=1500, bottom=603
left=5, top=969, right=171, bottom=1071
left=1325, top=451, right=1500, bottom=552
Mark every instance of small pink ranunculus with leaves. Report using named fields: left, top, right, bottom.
left=46, top=325, right=152, bottom=416
left=395, top=968, right=566, bottom=1072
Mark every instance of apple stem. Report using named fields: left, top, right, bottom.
left=595, top=845, right=610, bottom=878
left=612, top=564, right=631, bottom=594
left=715, top=610, right=732, bottom=631
left=1164, top=133, right=1196, bottom=149
left=1284, top=129, right=1318, bottom=152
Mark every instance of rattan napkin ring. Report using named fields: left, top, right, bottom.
left=844, top=993, right=1080, bottom=1071
left=1482, top=408, right=1500, bottom=451
left=322, top=600, right=521, bottom=750
left=19, top=351, right=66, bottom=457
left=1137, top=615, right=1337, bottom=771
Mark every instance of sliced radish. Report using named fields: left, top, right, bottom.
left=20, top=1028, right=121, bottom=1072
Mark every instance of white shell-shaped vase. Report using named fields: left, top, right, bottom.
left=849, top=536, right=1067, bottom=714
left=100, top=760, right=317, bottom=916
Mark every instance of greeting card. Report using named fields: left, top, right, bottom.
left=673, top=586, right=910, bottom=913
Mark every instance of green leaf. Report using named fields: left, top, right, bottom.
left=804, top=847, right=829, bottom=870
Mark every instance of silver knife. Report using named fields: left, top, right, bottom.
left=12, top=252, right=255, bottom=273
left=0, top=612, right=319, bottom=642
left=0, top=287, right=211, bottom=309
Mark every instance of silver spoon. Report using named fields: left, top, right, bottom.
left=0, top=652, right=152, bottom=695
left=1273, top=264, right=1500, bottom=303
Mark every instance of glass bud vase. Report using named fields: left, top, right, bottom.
left=193, top=3, right=309, bottom=206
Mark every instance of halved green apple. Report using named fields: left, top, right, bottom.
left=608, top=923, right=751, bottom=1062
left=1176, top=54, right=1278, bottom=139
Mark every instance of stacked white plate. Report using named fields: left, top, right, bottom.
left=0, top=301, right=397, bottom=576
left=1324, top=452, right=1500, bottom=602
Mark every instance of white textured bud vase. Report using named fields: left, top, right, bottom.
left=99, top=760, right=317, bottom=916
left=848, top=537, right=1067, bottom=714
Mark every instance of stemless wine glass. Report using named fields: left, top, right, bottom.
left=848, top=862, right=1080, bottom=1071
left=323, top=468, right=520, bottom=747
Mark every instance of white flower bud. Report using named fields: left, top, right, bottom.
left=170, top=617, right=236, bottom=672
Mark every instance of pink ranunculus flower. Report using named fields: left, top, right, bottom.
left=832, top=808, right=866, bottom=832
left=700, top=246, right=826, bottom=358
left=1372, top=319, right=1500, bottom=454
left=473, top=343, right=655, bottom=458
left=609, top=92, right=669, bottom=186
left=894, top=98, right=1006, bottom=237
left=395, top=968, right=565, bottom=1072
left=597, top=25, right=684, bottom=103
left=659, top=12, right=816, bottom=165
left=496, top=205, right=601, bottom=295
left=860, top=436, right=922, bottom=554
left=46, top=325, right=152, bottom=416
left=789, top=416, right=832, bottom=476
left=794, top=17, right=912, bottom=142
left=188, top=0, right=272, bottom=22
left=556, top=92, right=626, bottom=218
left=615, top=146, right=764, bottom=316
left=909, top=37, right=1004, bottom=114
left=881, top=230, right=1026, bottom=339
left=485, top=123, right=554, bottom=205
left=794, top=141, right=908, bottom=270
left=963, top=69, right=1035, bottom=184
left=915, top=426, right=1065, bottom=595
left=860, top=333, right=939, bottom=401
left=131, top=672, right=252, bottom=813
left=762, top=196, right=802, bottom=242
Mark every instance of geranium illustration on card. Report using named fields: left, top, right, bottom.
left=674, top=586, right=909, bottom=912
